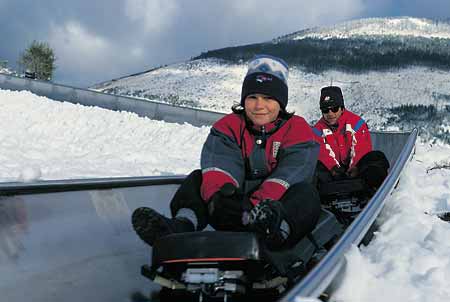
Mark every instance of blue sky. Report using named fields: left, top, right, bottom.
left=0, top=0, right=449, bottom=87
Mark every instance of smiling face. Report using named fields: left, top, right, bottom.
left=322, top=106, right=344, bottom=125
left=244, top=93, right=281, bottom=126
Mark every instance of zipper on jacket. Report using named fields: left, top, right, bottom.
left=260, top=125, right=266, bottom=147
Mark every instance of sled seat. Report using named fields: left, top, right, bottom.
left=318, top=178, right=367, bottom=201
left=152, top=231, right=262, bottom=266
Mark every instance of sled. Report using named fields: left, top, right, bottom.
left=140, top=178, right=371, bottom=301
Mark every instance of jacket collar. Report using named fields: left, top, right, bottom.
left=245, top=117, right=284, bottom=135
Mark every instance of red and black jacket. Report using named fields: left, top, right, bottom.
left=200, top=113, right=319, bottom=206
left=313, top=110, right=372, bottom=171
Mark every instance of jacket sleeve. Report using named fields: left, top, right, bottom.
left=200, top=127, right=245, bottom=202
left=249, top=120, right=320, bottom=206
left=348, top=119, right=372, bottom=169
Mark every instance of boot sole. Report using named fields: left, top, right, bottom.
left=131, top=207, right=173, bottom=246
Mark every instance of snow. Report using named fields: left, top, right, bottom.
left=93, top=58, right=450, bottom=129
left=1, top=88, right=450, bottom=301
left=332, top=143, right=450, bottom=302
left=0, top=89, right=209, bottom=182
left=0, top=67, right=14, bottom=75
left=288, top=17, right=450, bottom=40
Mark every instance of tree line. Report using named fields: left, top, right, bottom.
left=194, top=36, right=450, bottom=73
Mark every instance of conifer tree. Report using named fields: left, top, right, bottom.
left=18, top=41, right=56, bottom=80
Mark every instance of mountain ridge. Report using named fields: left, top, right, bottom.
left=93, top=16, right=450, bottom=87
left=194, top=16, right=450, bottom=73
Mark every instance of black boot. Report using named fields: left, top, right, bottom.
left=132, top=207, right=195, bottom=246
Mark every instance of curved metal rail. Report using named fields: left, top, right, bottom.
left=0, top=175, right=185, bottom=195
left=0, top=73, right=222, bottom=127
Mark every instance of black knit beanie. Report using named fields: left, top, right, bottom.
left=241, top=55, right=289, bottom=110
left=320, top=86, right=345, bottom=109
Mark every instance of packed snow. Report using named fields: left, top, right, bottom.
left=1, top=89, right=450, bottom=302
left=0, top=89, right=209, bottom=182
left=332, top=143, right=450, bottom=302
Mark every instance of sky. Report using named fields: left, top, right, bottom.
left=1, top=0, right=450, bottom=88
left=1, top=88, right=450, bottom=301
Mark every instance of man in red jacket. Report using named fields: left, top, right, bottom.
left=312, top=86, right=389, bottom=194
left=132, top=55, right=321, bottom=250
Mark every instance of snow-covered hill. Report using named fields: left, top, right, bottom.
left=92, top=17, right=450, bottom=143
left=93, top=59, right=450, bottom=143
left=282, top=16, right=450, bottom=41
left=0, top=67, right=15, bottom=75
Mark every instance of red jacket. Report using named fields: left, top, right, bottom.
left=201, top=113, right=319, bottom=206
left=313, top=110, right=372, bottom=171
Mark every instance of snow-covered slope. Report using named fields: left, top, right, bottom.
left=93, top=59, right=244, bottom=113
left=93, top=59, right=450, bottom=141
left=93, top=17, right=450, bottom=143
left=0, top=67, right=14, bottom=75
left=283, top=17, right=450, bottom=41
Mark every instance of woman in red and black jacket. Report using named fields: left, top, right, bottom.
left=312, top=86, right=389, bottom=193
left=132, top=55, right=321, bottom=250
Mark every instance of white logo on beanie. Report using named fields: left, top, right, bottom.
left=256, top=74, right=273, bottom=83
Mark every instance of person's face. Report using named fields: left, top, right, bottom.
left=245, top=93, right=281, bottom=126
left=322, top=106, right=343, bottom=125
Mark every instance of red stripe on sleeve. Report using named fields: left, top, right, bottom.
left=249, top=180, right=287, bottom=206
left=201, top=170, right=237, bottom=202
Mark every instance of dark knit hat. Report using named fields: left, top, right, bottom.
left=241, top=55, right=289, bottom=110
left=320, top=86, right=345, bottom=109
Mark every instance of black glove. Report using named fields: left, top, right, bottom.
left=208, top=183, right=245, bottom=230
left=330, top=165, right=346, bottom=180
left=247, top=199, right=288, bottom=249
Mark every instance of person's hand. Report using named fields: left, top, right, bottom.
left=248, top=199, right=282, bottom=232
left=347, top=166, right=359, bottom=178
left=247, top=199, right=288, bottom=249
left=208, top=183, right=245, bottom=230
left=330, top=165, right=346, bottom=180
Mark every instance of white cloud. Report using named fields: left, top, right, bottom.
left=49, top=21, right=112, bottom=72
left=42, top=0, right=368, bottom=86
left=48, top=21, right=147, bottom=84
left=231, top=0, right=365, bottom=27
left=124, top=0, right=179, bottom=34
